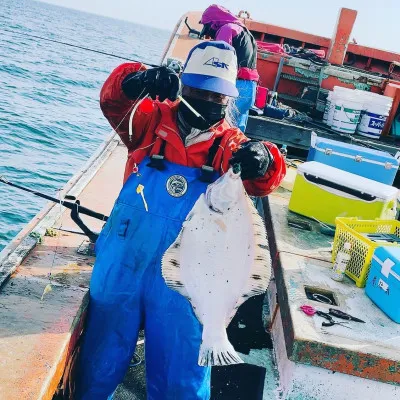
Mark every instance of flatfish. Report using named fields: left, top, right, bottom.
left=162, top=166, right=271, bottom=366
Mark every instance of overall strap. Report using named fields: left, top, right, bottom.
left=147, top=139, right=167, bottom=170
left=159, top=140, right=167, bottom=157
left=200, top=136, right=223, bottom=182
left=148, top=135, right=223, bottom=180
left=206, top=136, right=223, bottom=167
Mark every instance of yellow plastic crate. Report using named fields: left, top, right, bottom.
left=332, top=217, right=400, bottom=287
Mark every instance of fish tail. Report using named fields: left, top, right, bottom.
left=198, top=337, right=243, bottom=367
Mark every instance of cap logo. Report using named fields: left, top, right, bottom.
left=204, top=57, right=229, bottom=70
left=181, top=42, right=239, bottom=97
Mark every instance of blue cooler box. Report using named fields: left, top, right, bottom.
left=307, top=133, right=399, bottom=185
left=366, top=246, right=400, bottom=323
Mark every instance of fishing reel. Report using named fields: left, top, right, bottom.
left=166, top=58, right=184, bottom=74
left=64, top=195, right=101, bottom=244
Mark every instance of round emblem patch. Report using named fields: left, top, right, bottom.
left=166, top=175, right=188, bottom=197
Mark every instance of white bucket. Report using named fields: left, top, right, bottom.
left=357, top=98, right=393, bottom=139
left=333, top=86, right=352, bottom=94
left=331, top=95, right=364, bottom=133
left=326, top=87, right=356, bottom=127
left=326, top=94, right=337, bottom=127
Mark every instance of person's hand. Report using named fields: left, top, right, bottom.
left=122, top=66, right=180, bottom=102
left=140, top=66, right=180, bottom=101
left=229, top=141, right=273, bottom=180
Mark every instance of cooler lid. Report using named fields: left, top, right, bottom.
left=373, top=247, right=400, bottom=283
left=311, top=135, right=399, bottom=168
left=298, top=162, right=399, bottom=200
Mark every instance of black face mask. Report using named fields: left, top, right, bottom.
left=178, top=96, right=227, bottom=131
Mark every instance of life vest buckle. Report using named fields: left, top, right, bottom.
left=147, top=155, right=166, bottom=170
left=199, top=165, right=215, bottom=183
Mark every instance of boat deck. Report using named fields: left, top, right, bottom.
left=1, top=135, right=400, bottom=399
left=261, top=176, right=400, bottom=398
left=0, top=135, right=124, bottom=399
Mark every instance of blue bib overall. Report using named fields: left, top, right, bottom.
left=75, top=148, right=219, bottom=399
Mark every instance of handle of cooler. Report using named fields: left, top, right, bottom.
left=303, top=173, right=377, bottom=201
left=314, top=145, right=397, bottom=169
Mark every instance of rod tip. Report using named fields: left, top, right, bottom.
left=0, top=175, right=9, bottom=184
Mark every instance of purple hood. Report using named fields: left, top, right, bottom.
left=200, top=4, right=244, bottom=31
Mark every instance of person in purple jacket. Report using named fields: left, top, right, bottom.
left=200, top=4, right=259, bottom=132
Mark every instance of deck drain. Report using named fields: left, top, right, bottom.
left=304, top=286, right=338, bottom=306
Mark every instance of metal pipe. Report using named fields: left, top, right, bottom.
left=273, top=57, right=285, bottom=92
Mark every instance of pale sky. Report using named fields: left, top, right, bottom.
left=40, top=0, right=399, bottom=53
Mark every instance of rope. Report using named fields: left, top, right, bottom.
left=129, top=92, right=149, bottom=142
left=1, top=27, right=159, bottom=67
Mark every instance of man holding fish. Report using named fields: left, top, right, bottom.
left=74, top=41, right=285, bottom=400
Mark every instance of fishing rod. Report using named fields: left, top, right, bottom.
left=1, top=17, right=201, bottom=69
left=0, top=26, right=188, bottom=242
left=0, top=175, right=107, bottom=242
left=1, top=27, right=159, bottom=67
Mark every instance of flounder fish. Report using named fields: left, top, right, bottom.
left=162, top=166, right=272, bottom=366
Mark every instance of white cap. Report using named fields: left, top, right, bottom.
left=181, top=41, right=239, bottom=97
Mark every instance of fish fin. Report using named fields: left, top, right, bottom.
left=227, top=195, right=272, bottom=326
left=245, top=193, right=272, bottom=293
left=161, top=229, right=189, bottom=299
left=198, top=338, right=243, bottom=367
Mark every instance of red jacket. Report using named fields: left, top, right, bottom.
left=99, top=63, right=286, bottom=197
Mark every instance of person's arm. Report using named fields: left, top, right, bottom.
left=219, top=131, right=286, bottom=197
left=99, top=63, right=178, bottom=150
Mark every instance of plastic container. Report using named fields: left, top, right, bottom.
left=324, top=87, right=394, bottom=137
left=357, top=96, right=393, bottom=139
left=288, top=162, right=398, bottom=227
left=331, top=242, right=351, bottom=281
left=332, top=217, right=400, bottom=287
left=326, top=86, right=360, bottom=128
left=307, top=134, right=399, bottom=185
left=331, top=93, right=364, bottom=134
left=366, top=246, right=400, bottom=323
left=326, top=92, right=337, bottom=127
left=323, top=91, right=333, bottom=124
left=255, top=86, right=268, bottom=109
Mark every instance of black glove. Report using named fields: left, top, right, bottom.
left=229, top=140, right=273, bottom=180
left=122, top=66, right=180, bottom=102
